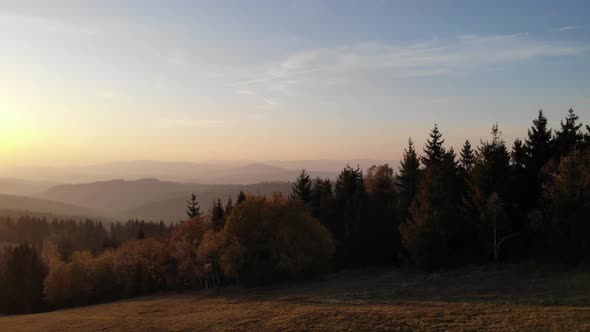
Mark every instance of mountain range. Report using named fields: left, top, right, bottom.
left=1, top=160, right=398, bottom=221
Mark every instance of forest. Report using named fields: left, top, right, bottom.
left=1, top=109, right=589, bottom=315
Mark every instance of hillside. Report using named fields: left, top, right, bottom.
left=34, top=180, right=292, bottom=221
left=1, top=264, right=588, bottom=331
left=0, top=194, right=99, bottom=219
left=0, top=179, right=58, bottom=196
left=4, top=161, right=346, bottom=184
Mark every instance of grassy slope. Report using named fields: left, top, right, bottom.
left=1, top=263, right=589, bottom=331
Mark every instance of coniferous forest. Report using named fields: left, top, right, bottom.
left=1, top=109, right=590, bottom=314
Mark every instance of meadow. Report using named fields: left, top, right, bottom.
left=2, top=263, right=589, bottom=332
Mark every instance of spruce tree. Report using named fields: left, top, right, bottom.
left=237, top=191, right=246, bottom=204
left=186, top=193, right=202, bottom=218
left=422, top=124, right=445, bottom=168
left=523, top=110, right=554, bottom=212
left=525, top=110, right=553, bottom=174
left=396, top=138, right=420, bottom=221
left=291, top=169, right=312, bottom=205
left=225, top=196, right=234, bottom=216
left=584, top=125, right=590, bottom=149
left=459, top=140, right=475, bottom=174
left=211, top=198, right=225, bottom=231
left=334, top=165, right=366, bottom=266
left=511, top=138, right=526, bottom=170
left=310, top=178, right=336, bottom=234
left=554, top=109, right=583, bottom=158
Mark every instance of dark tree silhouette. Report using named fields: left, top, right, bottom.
left=211, top=199, right=225, bottom=231
left=237, top=191, right=246, bottom=204
left=291, top=169, right=313, bottom=206
left=186, top=193, right=202, bottom=219
left=554, top=109, right=583, bottom=159
left=397, top=138, right=420, bottom=222
left=459, top=140, right=475, bottom=174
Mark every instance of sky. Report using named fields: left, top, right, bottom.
left=1, top=0, right=589, bottom=169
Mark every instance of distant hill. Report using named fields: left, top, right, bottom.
left=120, top=182, right=293, bottom=221
left=3, top=160, right=395, bottom=184
left=0, top=194, right=99, bottom=219
left=34, top=179, right=292, bottom=222
left=0, top=179, right=58, bottom=196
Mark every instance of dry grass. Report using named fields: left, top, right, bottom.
left=1, top=263, right=590, bottom=331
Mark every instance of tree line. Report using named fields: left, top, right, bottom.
left=1, top=108, right=589, bottom=314
left=290, top=109, right=590, bottom=269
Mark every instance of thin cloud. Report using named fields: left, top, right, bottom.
left=236, top=89, right=254, bottom=95
left=228, top=33, right=586, bottom=94
left=156, top=119, right=223, bottom=128
left=0, top=14, right=98, bottom=36
left=555, top=26, right=580, bottom=31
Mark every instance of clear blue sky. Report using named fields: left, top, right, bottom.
left=1, top=0, right=589, bottom=167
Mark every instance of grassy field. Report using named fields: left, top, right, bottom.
left=1, top=263, right=589, bottom=331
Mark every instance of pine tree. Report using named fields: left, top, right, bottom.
left=237, top=191, right=246, bottom=204
left=291, top=169, right=312, bottom=205
left=459, top=140, right=475, bottom=174
left=523, top=110, right=554, bottom=212
left=310, top=178, right=336, bottom=234
left=511, top=138, right=526, bottom=169
left=365, top=164, right=402, bottom=265
left=525, top=110, right=553, bottom=174
left=396, top=138, right=420, bottom=220
left=584, top=125, right=590, bottom=149
left=211, top=198, right=225, bottom=231
left=422, top=124, right=445, bottom=168
left=554, top=109, right=583, bottom=158
left=186, top=193, right=202, bottom=219
left=225, top=196, right=234, bottom=216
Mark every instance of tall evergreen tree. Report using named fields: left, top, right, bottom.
left=584, top=125, right=590, bottom=149
left=459, top=140, right=475, bottom=174
left=525, top=110, right=553, bottom=175
left=421, top=124, right=445, bottom=168
left=523, top=110, right=554, bottom=212
left=186, top=193, right=202, bottom=219
left=334, top=165, right=366, bottom=266
left=211, top=198, right=225, bottom=231
left=291, top=169, right=313, bottom=205
left=365, top=164, right=401, bottom=265
left=225, top=196, right=234, bottom=216
left=511, top=138, right=527, bottom=170
left=310, top=178, right=337, bottom=235
left=471, top=124, right=514, bottom=257
left=396, top=138, right=420, bottom=221
left=400, top=127, right=475, bottom=269
left=237, top=191, right=246, bottom=204
left=554, top=109, right=583, bottom=158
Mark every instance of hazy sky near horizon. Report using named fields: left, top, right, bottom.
left=1, top=0, right=589, bottom=169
